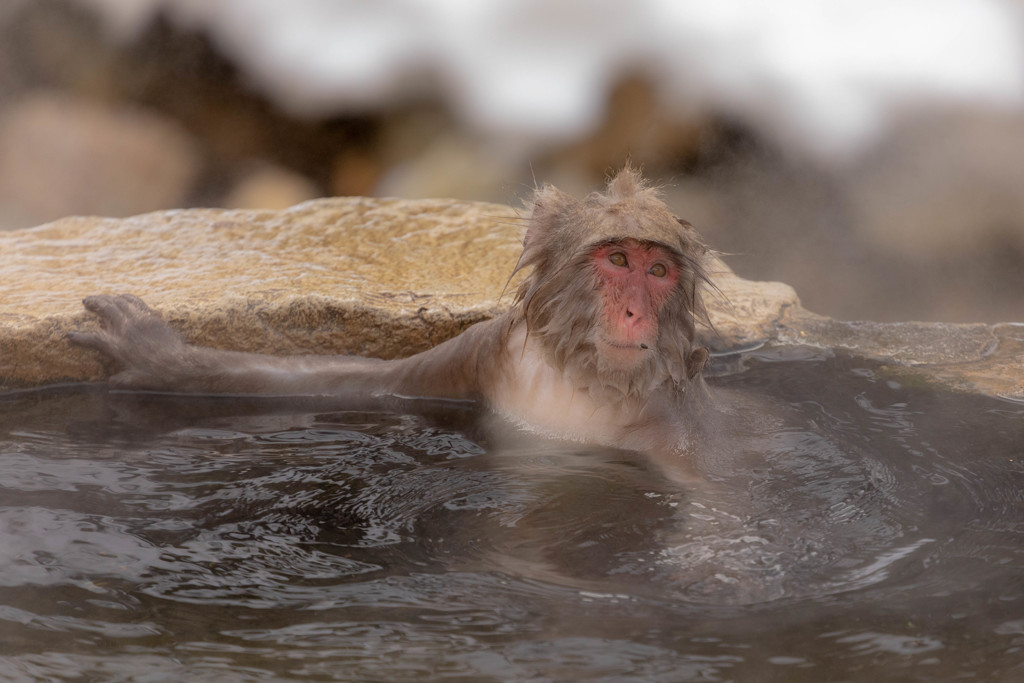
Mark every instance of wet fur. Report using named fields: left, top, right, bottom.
left=509, top=167, right=711, bottom=405
left=71, top=167, right=715, bottom=469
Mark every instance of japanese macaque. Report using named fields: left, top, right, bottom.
left=70, top=167, right=713, bottom=468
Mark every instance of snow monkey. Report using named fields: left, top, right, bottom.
left=70, top=167, right=714, bottom=471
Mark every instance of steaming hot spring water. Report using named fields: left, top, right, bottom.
left=1, top=346, right=1022, bottom=681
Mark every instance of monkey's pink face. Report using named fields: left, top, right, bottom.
left=591, top=239, right=680, bottom=367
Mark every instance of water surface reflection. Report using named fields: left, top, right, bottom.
left=1, top=350, right=1022, bottom=681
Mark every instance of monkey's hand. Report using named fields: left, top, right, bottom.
left=69, top=294, right=204, bottom=392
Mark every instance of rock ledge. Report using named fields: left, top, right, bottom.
left=1, top=197, right=1020, bottom=400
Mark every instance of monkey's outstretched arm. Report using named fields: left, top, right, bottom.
left=69, top=294, right=502, bottom=399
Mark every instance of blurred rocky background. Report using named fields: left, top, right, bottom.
left=2, top=0, right=1023, bottom=323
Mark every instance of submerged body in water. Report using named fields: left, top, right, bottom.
left=1, top=350, right=1022, bottom=680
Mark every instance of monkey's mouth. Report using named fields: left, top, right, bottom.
left=599, top=337, right=653, bottom=354
left=606, top=341, right=648, bottom=350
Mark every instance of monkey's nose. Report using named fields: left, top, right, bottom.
left=625, top=306, right=647, bottom=324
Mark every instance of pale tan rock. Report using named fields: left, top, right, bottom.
left=704, top=257, right=800, bottom=351
left=221, top=164, right=320, bottom=210
left=0, top=196, right=1020, bottom=400
left=0, top=92, right=201, bottom=230
left=779, top=313, right=1024, bottom=400
left=0, top=197, right=524, bottom=390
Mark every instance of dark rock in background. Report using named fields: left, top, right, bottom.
left=1, top=0, right=1022, bottom=325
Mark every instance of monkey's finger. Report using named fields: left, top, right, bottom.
left=67, top=331, right=128, bottom=376
left=83, top=295, right=130, bottom=332
left=116, top=293, right=157, bottom=316
left=67, top=330, right=117, bottom=357
left=67, top=331, right=98, bottom=347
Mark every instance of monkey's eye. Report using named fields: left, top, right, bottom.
left=649, top=263, right=668, bottom=277
left=608, top=252, right=628, bottom=267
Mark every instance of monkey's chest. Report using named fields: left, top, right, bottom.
left=490, top=354, right=643, bottom=447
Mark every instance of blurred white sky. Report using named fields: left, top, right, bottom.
left=78, top=0, right=1024, bottom=163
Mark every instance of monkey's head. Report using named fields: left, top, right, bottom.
left=511, top=166, right=712, bottom=403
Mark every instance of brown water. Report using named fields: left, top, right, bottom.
left=0, top=348, right=1022, bottom=682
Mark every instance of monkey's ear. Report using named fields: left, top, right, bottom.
left=525, top=184, right=577, bottom=248
left=676, top=217, right=709, bottom=254
left=686, top=347, right=710, bottom=380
